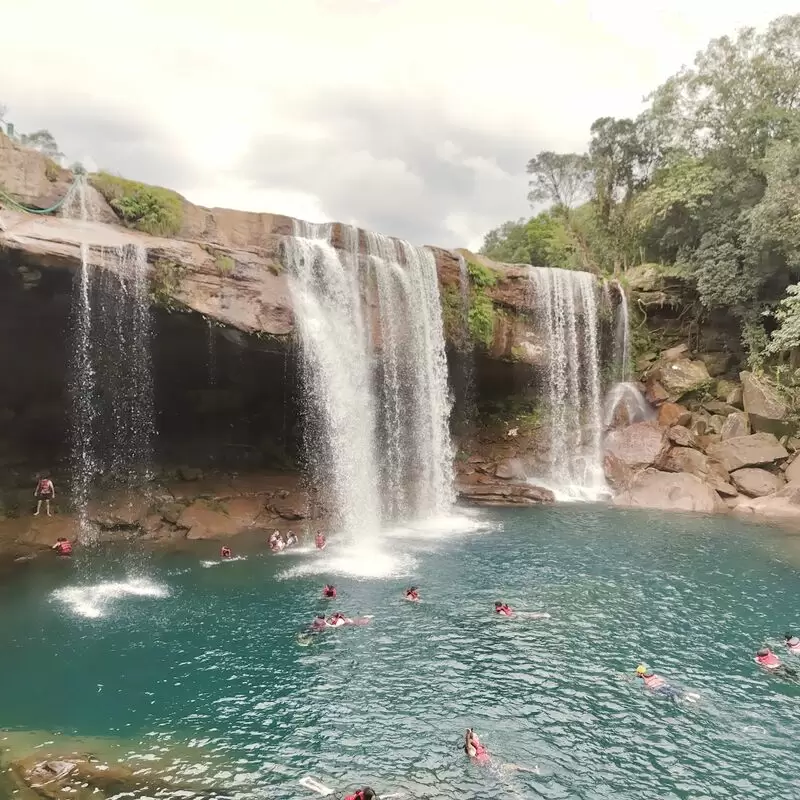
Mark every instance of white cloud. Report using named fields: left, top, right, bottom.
left=1, top=0, right=798, bottom=246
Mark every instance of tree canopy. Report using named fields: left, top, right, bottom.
left=480, top=14, right=800, bottom=364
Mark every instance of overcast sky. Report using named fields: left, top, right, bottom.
left=2, top=0, right=798, bottom=249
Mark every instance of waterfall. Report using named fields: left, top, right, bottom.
left=614, top=281, right=631, bottom=382
left=205, top=318, right=217, bottom=387
left=62, top=179, right=155, bottom=535
left=529, top=267, right=606, bottom=499
left=285, top=222, right=454, bottom=536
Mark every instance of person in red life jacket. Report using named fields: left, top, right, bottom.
left=755, top=647, right=783, bottom=670
left=494, top=600, right=513, bottom=616
left=404, top=586, right=420, bottom=602
left=315, top=532, right=326, bottom=549
left=344, top=788, right=375, bottom=800
left=785, top=632, right=800, bottom=655
left=34, top=475, right=55, bottom=517
left=220, top=546, right=232, bottom=559
left=635, top=665, right=684, bottom=698
left=52, top=537, right=73, bottom=556
left=327, top=612, right=348, bottom=627
left=464, top=728, right=489, bottom=763
left=322, top=584, right=337, bottom=599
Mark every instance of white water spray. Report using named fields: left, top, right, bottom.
left=614, top=281, right=631, bottom=382
left=528, top=268, right=607, bottom=500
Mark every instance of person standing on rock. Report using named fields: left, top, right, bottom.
left=34, top=475, right=55, bottom=517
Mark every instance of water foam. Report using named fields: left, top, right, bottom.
left=52, top=577, right=169, bottom=618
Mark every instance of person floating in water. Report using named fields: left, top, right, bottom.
left=309, top=614, right=328, bottom=632
left=52, top=537, right=72, bottom=556
left=785, top=633, right=800, bottom=655
left=322, top=584, right=337, bottom=599
left=494, top=601, right=513, bottom=617
left=344, top=788, right=375, bottom=800
left=634, top=664, right=697, bottom=700
left=269, top=531, right=286, bottom=552
left=464, top=728, right=489, bottom=763
left=315, top=532, right=326, bottom=550
left=34, top=475, right=55, bottom=517
left=404, top=586, right=420, bottom=602
left=220, top=546, right=232, bottom=559
left=755, top=647, right=797, bottom=679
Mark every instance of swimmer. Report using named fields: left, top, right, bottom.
left=404, top=586, right=420, bottom=602
left=327, top=612, right=348, bottom=627
left=315, top=532, right=326, bottom=550
left=344, top=789, right=375, bottom=800
left=285, top=532, right=298, bottom=548
left=494, top=601, right=513, bottom=617
left=464, top=728, right=489, bottom=763
left=634, top=664, right=694, bottom=700
left=220, top=546, right=232, bottom=559
left=52, top=537, right=72, bottom=556
left=785, top=633, right=800, bottom=655
left=309, top=614, right=328, bottom=632
left=754, top=647, right=797, bottom=679
left=322, top=584, right=337, bottom=599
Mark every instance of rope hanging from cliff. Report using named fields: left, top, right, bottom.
left=0, top=174, right=81, bottom=216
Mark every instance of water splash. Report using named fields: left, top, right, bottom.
left=528, top=267, right=607, bottom=500
left=603, top=381, right=655, bottom=429
left=285, top=222, right=454, bottom=538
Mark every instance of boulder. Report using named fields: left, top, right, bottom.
left=729, top=468, right=785, bottom=498
left=603, top=452, right=634, bottom=490
left=662, top=343, right=689, bottom=361
left=734, top=478, right=800, bottom=522
left=741, top=371, right=787, bottom=426
left=160, top=502, right=185, bottom=525
left=636, top=353, right=658, bottom=373
left=495, top=457, right=527, bottom=480
left=705, top=474, right=739, bottom=497
left=690, top=413, right=709, bottom=436
left=456, top=480, right=554, bottom=506
left=657, top=402, right=691, bottom=428
left=713, top=379, right=738, bottom=401
left=659, top=446, right=710, bottom=475
left=604, top=422, right=669, bottom=469
left=696, top=352, right=732, bottom=377
left=652, top=358, right=711, bottom=400
left=702, top=400, right=739, bottom=417
left=707, top=415, right=726, bottom=435
left=720, top=412, right=750, bottom=441
left=667, top=425, right=698, bottom=448
left=644, top=379, right=669, bottom=405
left=786, top=455, right=800, bottom=484
left=267, top=494, right=308, bottom=520
left=706, top=432, right=789, bottom=472
left=726, top=386, right=744, bottom=409
left=613, top=469, right=724, bottom=513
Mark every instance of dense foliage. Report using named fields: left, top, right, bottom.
left=480, top=14, right=800, bottom=364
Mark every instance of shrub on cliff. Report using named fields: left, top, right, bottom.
left=91, top=172, right=184, bottom=237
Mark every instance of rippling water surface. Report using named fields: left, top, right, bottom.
left=2, top=506, right=800, bottom=799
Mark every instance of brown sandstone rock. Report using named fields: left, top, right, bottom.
left=603, top=452, right=634, bottom=490
left=720, top=412, right=750, bottom=440
left=657, top=402, right=691, bottom=428
left=651, top=358, right=711, bottom=401
left=785, top=455, right=800, bottom=483
left=178, top=500, right=239, bottom=539
left=604, top=422, right=669, bottom=469
left=667, top=425, right=698, bottom=448
left=613, top=469, right=724, bottom=513
left=662, top=343, right=689, bottom=361
left=741, top=371, right=787, bottom=422
left=696, top=352, right=732, bottom=377
left=706, top=432, right=788, bottom=472
left=645, top=379, right=669, bottom=405
left=658, top=446, right=710, bottom=475
left=726, top=386, right=744, bottom=409
left=729, top=468, right=785, bottom=498
left=734, top=478, right=800, bottom=522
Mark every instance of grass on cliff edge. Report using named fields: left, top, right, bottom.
left=91, top=172, right=184, bottom=237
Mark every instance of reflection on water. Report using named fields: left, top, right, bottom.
left=2, top=506, right=800, bottom=800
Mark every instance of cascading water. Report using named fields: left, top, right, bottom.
left=62, top=180, right=155, bottom=536
left=284, top=222, right=382, bottom=537
left=92, top=245, right=155, bottom=486
left=285, top=221, right=454, bottom=538
left=529, top=267, right=606, bottom=500
left=63, top=175, right=97, bottom=535
left=613, top=281, right=631, bottom=382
